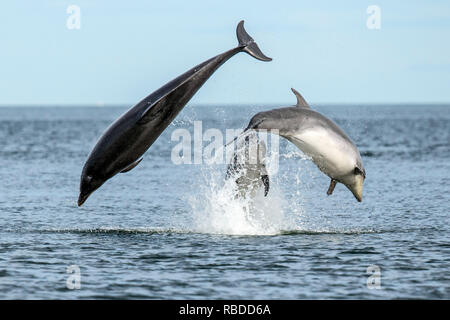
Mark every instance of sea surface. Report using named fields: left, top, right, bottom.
left=0, top=104, right=449, bottom=299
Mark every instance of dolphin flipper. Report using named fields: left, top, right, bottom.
left=327, top=179, right=337, bottom=195
left=237, top=21, right=272, bottom=61
left=121, top=158, right=143, bottom=173
left=291, top=88, right=310, bottom=108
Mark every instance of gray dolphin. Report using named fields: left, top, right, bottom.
left=244, top=88, right=366, bottom=202
left=226, top=131, right=270, bottom=198
left=78, top=21, right=271, bottom=206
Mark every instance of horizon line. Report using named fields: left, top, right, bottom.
left=1, top=102, right=450, bottom=108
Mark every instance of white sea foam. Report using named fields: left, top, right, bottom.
left=187, top=145, right=305, bottom=236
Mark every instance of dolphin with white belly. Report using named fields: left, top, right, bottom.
left=243, top=88, right=366, bottom=202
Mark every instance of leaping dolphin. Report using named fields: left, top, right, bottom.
left=243, top=88, right=366, bottom=202
left=78, top=21, right=272, bottom=206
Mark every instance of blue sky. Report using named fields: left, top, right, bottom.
left=1, top=0, right=449, bottom=105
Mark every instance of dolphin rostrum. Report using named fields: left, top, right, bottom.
left=78, top=21, right=272, bottom=206
left=244, top=88, right=366, bottom=202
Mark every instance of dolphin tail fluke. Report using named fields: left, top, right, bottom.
left=236, top=20, right=272, bottom=61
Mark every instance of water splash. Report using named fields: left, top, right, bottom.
left=189, top=180, right=287, bottom=235
left=187, top=146, right=304, bottom=235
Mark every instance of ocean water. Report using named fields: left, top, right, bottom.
left=0, top=104, right=449, bottom=299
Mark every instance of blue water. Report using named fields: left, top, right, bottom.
left=0, top=104, right=449, bottom=299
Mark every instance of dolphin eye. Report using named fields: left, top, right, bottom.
left=354, top=167, right=366, bottom=178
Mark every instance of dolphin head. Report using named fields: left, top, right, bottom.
left=246, top=112, right=281, bottom=133
left=246, top=113, right=267, bottom=131
left=78, top=171, right=105, bottom=206
left=342, top=166, right=366, bottom=202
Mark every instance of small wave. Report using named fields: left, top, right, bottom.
left=13, top=225, right=439, bottom=237
left=36, top=226, right=408, bottom=237
left=360, top=150, right=379, bottom=157
left=279, top=228, right=381, bottom=235
left=38, top=226, right=192, bottom=235
left=0, top=269, right=10, bottom=277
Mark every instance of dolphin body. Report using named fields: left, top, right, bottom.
left=244, top=89, right=366, bottom=202
left=226, top=132, right=270, bottom=198
left=78, top=21, right=271, bottom=206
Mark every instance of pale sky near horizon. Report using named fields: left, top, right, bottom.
left=1, top=0, right=449, bottom=106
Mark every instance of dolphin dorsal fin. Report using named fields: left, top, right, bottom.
left=291, top=88, right=310, bottom=108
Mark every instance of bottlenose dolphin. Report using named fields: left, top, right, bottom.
left=226, top=132, right=269, bottom=198
left=78, top=21, right=271, bottom=206
left=243, top=88, right=366, bottom=202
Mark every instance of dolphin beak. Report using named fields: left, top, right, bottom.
left=354, top=190, right=363, bottom=202
left=77, top=192, right=90, bottom=207
left=347, top=175, right=364, bottom=202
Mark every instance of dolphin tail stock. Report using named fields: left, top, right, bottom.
left=236, top=20, right=272, bottom=62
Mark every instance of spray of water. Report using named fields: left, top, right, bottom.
left=187, top=139, right=306, bottom=236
